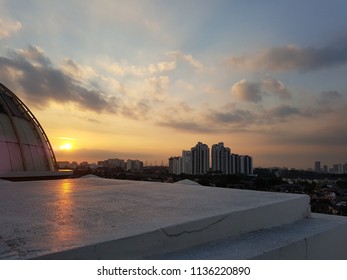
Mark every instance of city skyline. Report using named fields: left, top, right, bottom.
left=1, top=1, right=347, bottom=169
left=169, top=141, right=253, bottom=175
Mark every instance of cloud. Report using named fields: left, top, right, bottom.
left=81, top=0, right=174, bottom=45
left=231, top=79, right=263, bottom=103
left=121, top=100, right=151, bottom=120
left=102, top=61, right=146, bottom=77
left=299, top=122, right=347, bottom=147
left=259, top=44, right=347, bottom=71
left=262, top=76, right=291, bottom=99
left=99, top=75, right=127, bottom=96
left=261, top=95, right=347, bottom=125
left=209, top=101, right=328, bottom=129
left=231, top=77, right=291, bottom=103
left=208, top=104, right=303, bottom=129
left=203, top=86, right=223, bottom=95
left=227, top=36, right=347, bottom=72
left=268, top=105, right=302, bottom=119
left=157, top=101, right=196, bottom=124
left=55, top=148, right=151, bottom=162
left=145, top=76, right=170, bottom=101
left=102, top=62, right=126, bottom=76
left=158, top=103, right=256, bottom=134
left=267, top=114, right=347, bottom=148
left=60, top=58, right=82, bottom=78
left=101, top=59, right=176, bottom=77
left=316, top=90, right=342, bottom=105
left=211, top=109, right=255, bottom=124
left=0, top=45, right=119, bottom=113
left=157, top=91, right=347, bottom=137
left=0, top=18, right=22, bottom=39
left=148, top=61, right=176, bottom=73
left=87, top=118, right=102, bottom=124
left=176, top=80, right=194, bottom=91
left=169, top=51, right=204, bottom=71
left=157, top=120, right=215, bottom=134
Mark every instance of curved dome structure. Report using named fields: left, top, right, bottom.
left=0, top=83, right=59, bottom=179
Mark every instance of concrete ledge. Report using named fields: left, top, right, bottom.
left=35, top=197, right=310, bottom=260
left=259, top=214, right=347, bottom=259
left=148, top=213, right=347, bottom=260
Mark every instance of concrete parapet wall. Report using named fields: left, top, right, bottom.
left=35, top=189, right=310, bottom=260
left=256, top=214, right=347, bottom=259
left=150, top=213, right=347, bottom=260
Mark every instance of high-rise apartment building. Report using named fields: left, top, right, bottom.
left=181, top=150, right=192, bottom=175
left=212, top=142, right=231, bottom=174
left=99, top=158, right=125, bottom=168
left=168, top=151, right=192, bottom=175
left=230, top=153, right=241, bottom=174
left=191, top=142, right=210, bottom=175
left=314, top=161, right=321, bottom=173
left=110, top=158, right=125, bottom=168
left=168, top=157, right=180, bottom=175
left=168, top=157, right=174, bottom=174
left=240, top=155, right=253, bottom=175
left=333, top=164, right=343, bottom=174
left=126, top=159, right=143, bottom=171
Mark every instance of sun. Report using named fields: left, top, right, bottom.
left=57, top=137, right=77, bottom=151
left=59, top=142, right=73, bottom=151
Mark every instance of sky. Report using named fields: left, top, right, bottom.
left=1, top=0, right=347, bottom=169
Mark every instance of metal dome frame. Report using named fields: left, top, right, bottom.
left=0, top=83, right=58, bottom=172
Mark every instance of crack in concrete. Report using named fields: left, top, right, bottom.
left=304, top=237, right=308, bottom=259
left=0, top=237, right=21, bottom=259
left=161, top=215, right=229, bottom=237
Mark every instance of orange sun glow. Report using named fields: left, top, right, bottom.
left=59, top=142, right=73, bottom=150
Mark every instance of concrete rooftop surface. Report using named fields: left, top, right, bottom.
left=0, top=176, right=346, bottom=259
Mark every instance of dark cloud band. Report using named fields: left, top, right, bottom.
left=0, top=45, right=119, bottom=113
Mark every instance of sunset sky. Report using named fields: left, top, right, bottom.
left=1, top=0, right=347, bottom=169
